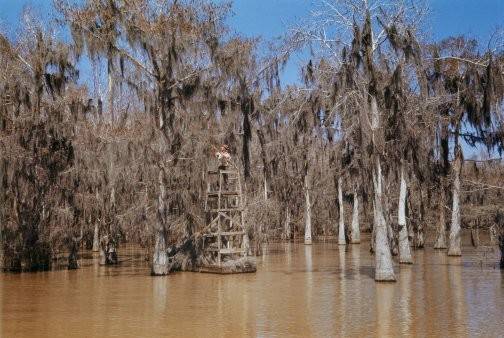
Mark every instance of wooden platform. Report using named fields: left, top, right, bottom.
left=203, top=164, right=252, bottom=272
left=196, top=258, right=257, bottom=274
left=196, top=265, right=256, bottom=274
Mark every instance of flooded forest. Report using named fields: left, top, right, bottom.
left=0, top=0, right=504, bottom=337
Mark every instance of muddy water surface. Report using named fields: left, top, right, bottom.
left=1, top=240, right=503, bottom=337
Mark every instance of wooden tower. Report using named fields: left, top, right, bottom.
left=204, top=164, right=247, bottom=267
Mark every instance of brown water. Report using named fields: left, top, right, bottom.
left=1, top=239, right=503, bottom=337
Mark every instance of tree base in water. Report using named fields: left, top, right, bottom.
left=164, top=235, right=257, bottom=275
left=151, top=264, right=169, bottom=276
left=99, top=250, right=118, bottom=265
left=499, top=237, right=503, bottom=269
left=434, top=232, right=447, bottom=249
left=68, top=256, right=79, bottom=270
left=197, top=257, right=256, bottom=274
left=375, top=271, right=396, bottom=282
left=447, top=248, right=461, bottom=256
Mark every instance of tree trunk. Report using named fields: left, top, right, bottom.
left=434, top=181, right=447, bottom=249
left=499, top=234, right=504, bottom=269
left=68, top=240, right=79, bottom=270
left=370, top=199, right=376, bottom=254
left=92, top=223, right=100, bottom=252
left=351, top=185, right=360, bottom=244
left=0, top=220, right=3, bottom=271
left=338, top=177, right=346, bottom=245
left=284, top=207, right=291, bottom=240
left=0, top=225, right=3, bottom=270
left=373, top=158, right=395, bottom=281
left=99, top=235, right=118, bottom=265
left=108, top=68, right=114, bottom=122
left=470, top=229, right=479, bottom=247
left=69, top=226, right=84, bottom=269
left=92, top=55, right=102, bottom=107
left=498, top=215, right=504, bottom=268
left=383, top=190, right=397, bottom=256
left=470, top=222, right=479, bottom=247
left=448, top=146, right=462, bottom=256
left=152, top=229, right=169, bottom=275
left=489, top=224, right=498, bottom=245
left=414, top=188, right=425, bottom=249
left=398, top=163, right=413, bottom=264
left=242, top=202, right=251, bottom=256
left=99, top=241, right=107, bottom=265
left=304, top=174, right=312, bottom=245
left=0, top=159, right=6, bottom=270
left=416, top=222, right=424, bottom=249
left=263, top=174, right=268, bottom=201
left=369, top=90, right=394, bottom=280
left=92, top=190, right=100, bottom=252
left=242, top=229, right=251, bottom=256
left=99, top=186, right=118, bottom=265
left=152, top=170, right=169, bottom=275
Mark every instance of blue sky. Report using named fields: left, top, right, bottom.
left=226, top=0, right=504, bottom=84
left=1, top=1, right=502, bottom=43
left=226, top=0, right=504, bottom=40
left=1, top=0, right=502, bottom=85
left=0, top=0, right=504, bottom=83
left=1, top=0, right=502, bottom=158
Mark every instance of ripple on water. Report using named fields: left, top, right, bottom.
left=1, top=238, right=503, bottom=337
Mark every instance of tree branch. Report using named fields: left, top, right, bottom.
left=432, top=56, right=489, bottom=68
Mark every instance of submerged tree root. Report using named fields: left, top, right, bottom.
left=165, top=235, right=256, bottom=274
left=197, top=257, right=256, bottom=274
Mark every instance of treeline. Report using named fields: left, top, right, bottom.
left=0, top=0, right=503, bottom=278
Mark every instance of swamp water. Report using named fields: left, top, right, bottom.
left=1, top=239, right=503, bottom=337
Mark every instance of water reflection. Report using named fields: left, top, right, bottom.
left=347, top=244, right=366, bottom=336
left=153, top=277, right=167, bottom=313
left=304, top=244, right=313, bottom=336
left=448, top=257, right=468, bottom=336
left=285, top=241, right=292, bottom=270
left=339, top=247, right=347, bottom=336
left=304, top=243, right=313, bottom=272
left=375, top=283, right=394, bottom=337
left=399, top=266, right=412, bottom=336
left=0, top=241, right=502, bottom=337
left=351, top=244, right=361, bottom=280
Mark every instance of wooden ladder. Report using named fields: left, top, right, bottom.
left=204, top=166, right=246, bottom=266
